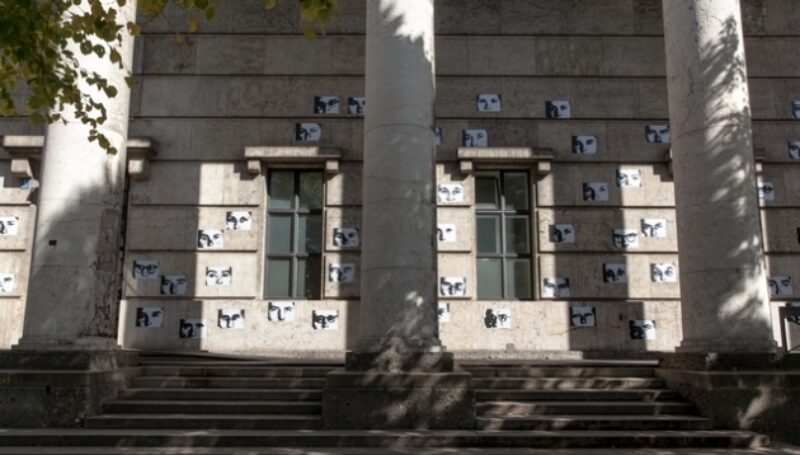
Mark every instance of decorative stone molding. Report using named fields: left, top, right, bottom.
left=457, top=147, right=554, bottom=176
left=666, top=147, right=766, bottom=176
left=244, top=146, right=342, bottom=176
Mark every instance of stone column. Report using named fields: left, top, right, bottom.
left=662, top=0, right=775, bottom=352
left=16, top=0, right=138, bottom=350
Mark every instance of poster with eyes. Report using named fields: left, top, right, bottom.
left=570, top=305, right=596, bottom=328
left=438, top=302, right=450, bottom=323
left=612, top=229, right=639, bottom=249
left=295, top=123, right=322, bottom=141
left=434, top=127, right=443, bottom=146
left=757, top=182, right=775, bottom=201
left=218, top=309, right=245, bottom=329
left=629, top=320, right=656, bottom=340
left=198, top=230, right=223, bottom=249
left=136, top=307, right=164, bottom=328
left=572, top=135, right=598, bottom=155
left=462, top=129, right=488, bottom=148
left=582, top=182, right=608, bottom=202
left=0, top=273, right=15, bottom=294
left=645, top=125, right=670, bottom=144
left=225, top=211, right=252, bottom=231
left=437, top=224, right=457, bottom=243
left=132, top=260, right=159, bottom=280
left=484, top=308, right=511, bottom=329
left=179, top=318, right=206, bottom=339
left=768, top=276, right=793, bottom=297
left=437, top=184, right=464, bottom=204
left=616, top=169, right=642, bottom=188
left=542, top=277, right=570, bottom=298
left=788, top=141, right=800, bottom=160
left=792, top=100, right=800, bottom=119
left=651, top=263, right=677, bottom=283
left=314, top=96, right=340, bottom=114
left=0, top=216, right=19, bottom=236
left=641, top=219, right=667, bottom=238
left=160, top=275, right=188, bottom=296
left=476, top=94, right=502, bottom=112
left=348, top=97, right=366, bottom=115
left=312, top=310, right=339, bottom=330
left=603, top=263, right=628, bottom=283
left=268, top=301, right=296, bottom=322
left=328, top=263, right=356, bottom=283
left=440, top=277, right=467, bottom=297
left=549, top=224, right=575, bottom=244
left=545, top=100, right=571, bottom=119
left=332, top=227, right=360, bottom=248
left=206, top=266, right=232, bottom=286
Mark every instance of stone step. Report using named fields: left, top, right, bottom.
left=137, top=358, right=342, bottom=367
left=471, top=377, right=666, bottom=390
left=131, top=376, right=327, bottom=389
left=0, top=448, right=790, bottom=455
left=477, top=401, right=697, bottom=416
left=121, top=388, right=322, bottom=401
left=84, top=414, right=322, bottom=430
left=477, top=414, right=713, bottom=431
left=475, top=388, right=678, bottom=402
left=465, top=367, right=656, bottom=378
left=0, top=429, right=769, bottom=449
left=140, top=366, right=334, bottom=377
left=103, top=400, right=321, bottom=415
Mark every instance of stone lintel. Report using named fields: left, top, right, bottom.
left=457, top=147, right=554, bottom=175
left=244, top=146, right=342, bottom=175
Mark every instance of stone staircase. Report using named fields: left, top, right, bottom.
left=0, top=356, right=773, bottom=453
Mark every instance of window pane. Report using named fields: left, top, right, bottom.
left=267, top=214, right=293, bottom=253
left=506, top=259, right=531, bottom=299
left=505, top=216, right=530, bottom=254
left=296, top=257, right=321, bottom=298
left=298, top=214, right=322, bottom=254
left=503, top=173, right=529, bottom=211
left=475, top=176, right=500, bottom=209
left=269, top=172, right=295, bottom=209
left=477, top=215, right=500, bottom=254
left=266, top=258, right=291, bottom=297
left=299, top=172, right=323, bottom=210
left=477, top=258, right=503, bottom=299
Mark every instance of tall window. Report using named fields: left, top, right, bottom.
left=265, top=171, right=323, bottom=298
left=475, top=171, right=532, bottom=299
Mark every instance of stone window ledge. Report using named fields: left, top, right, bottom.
left=457, top=147, right=554, bottom=176
left=244, top=146, right=342, bottom=176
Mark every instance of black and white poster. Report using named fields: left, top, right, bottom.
left=630, top=320, right=656, bottom=340
left=549, top=224, right=575, bottom=244
left=218, top=309, right=245, bottom=329
left=437, top=224, right=457, bottom=243
left=768, top=276, right=793, bottom=296
left=645, top=125, right=670, bottom=143
left=437, top=184, right=465, bottom=203
left=572, top=135, right=597, bottom=155
left=132, top=260, right=159, bottom=280
left=641, top=219, right=667, bottom=238
left=582, top=182, right=608, bottom=202
left=314, top=96, right=340, bottom=114
left=136, top=307, right=164, bottom=328
left=226, top=211, right=252, bottom=231
left=545, top=100, right=571, bottom=119
left=179, top=318, right=206, bottom=339
left=160, top=275, right=188, bottom=296
left=476, top=94, right=502, bottom=112
left=440, top=277, right=466, bottom=297
left=0, top=216, right=19, bottom=236
left=612, top=229, right=639, bottom=249
left=198, top=229, right=224, bottom=249
left=570, top=305, right=596, bottom=327
left=462, top=129, right=488, bottom=147
left=268, top=301, right=296, bottom=322
left=332, top=227, right=360, bottom=248
left=312, top=310, right=339, bottom=330
left=616, top=169, right=642, bottom=188
left=542, top=277, right=570, bottom=298
left=757, top=182, right=775, bottom=201
left=484, top=308, right=511, bottom=329
left=295, top=123, right=322, bottom=141
left=348, top=97, right=365, bottom=115
left=651, top=263, right=677, bottom=283
left=603, top=263, right=628, bottom=283
left=438, top=302, right=450, bottom=323
left=328, top=263, right=356, bottom=283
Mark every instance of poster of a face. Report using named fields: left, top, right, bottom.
left=295, top=123, right=322, bottom=141
left=545, top=100, right=571, bottom=119
left=268, top=301, right=296, bottom=322
left=758, top=182, right=775, bottom=201
left=198, top=230, right=224, bottom=249
left=438, top=302, right=450, bottom=323
left=462, top=129, right=488, bottom=147
left=582, top=182, right=608, bottom=201
left=603, top=263, right=628, bottom=283
left=437, top=224, right=457, bottom=243
left=476, top=94, right=502, bottom=112
left=314, top=96, right=339, bottom=114
left=225, top=211, right=252, bottom=230
left=136, top=307, right=164, bottom=328
left=612, top=229, right=639, bottom=249
left=571, top=135, right=598, bottom=155
left=616, top=169, right=642, bottom=188
left=630, top=320, right=656, bottom=340
left=218, top=309, right=245, bottom=329
left=179, top=318, right=206, bottom=339
left=0, top=273, right=15, bottom=294
left=549, top=224, right=575, bottom=244
left=206, top=266, right=232, bottom=286
left=160, top=275, right=188, bottom=296
left=792, top=100, right=800, bottom=119
left=570, top=306, right=596, bottom=327
left=0, top=216, right=19, bottom=236
left=787, top=302, right=800, bottom=325
left=651, top=263, right=677, bottom=283
left=132, top=260, right=159, bottom=280
left=645, top=125, right=670, bottom=144
left=484, top=308, right=511, bottom=329
left=440, top=277, right=466, bottom=297
left=768, top=276, right=793, bottom=296
left=641, top=219, right=667, bottom=238
left=312, top=310, right=339, bottom=330
left=542, top=278, right=570, bottom=298
left=788, top=141, right=800, bottom=160
left=348, top=97, right=365, bottom=115
left=434, top=127, right=443, bottom=146
left=332, top=227, right=360, bottom=248
left=437, top=184, right=464, bottom=203
left=328, top=263, right=355, bottom=283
